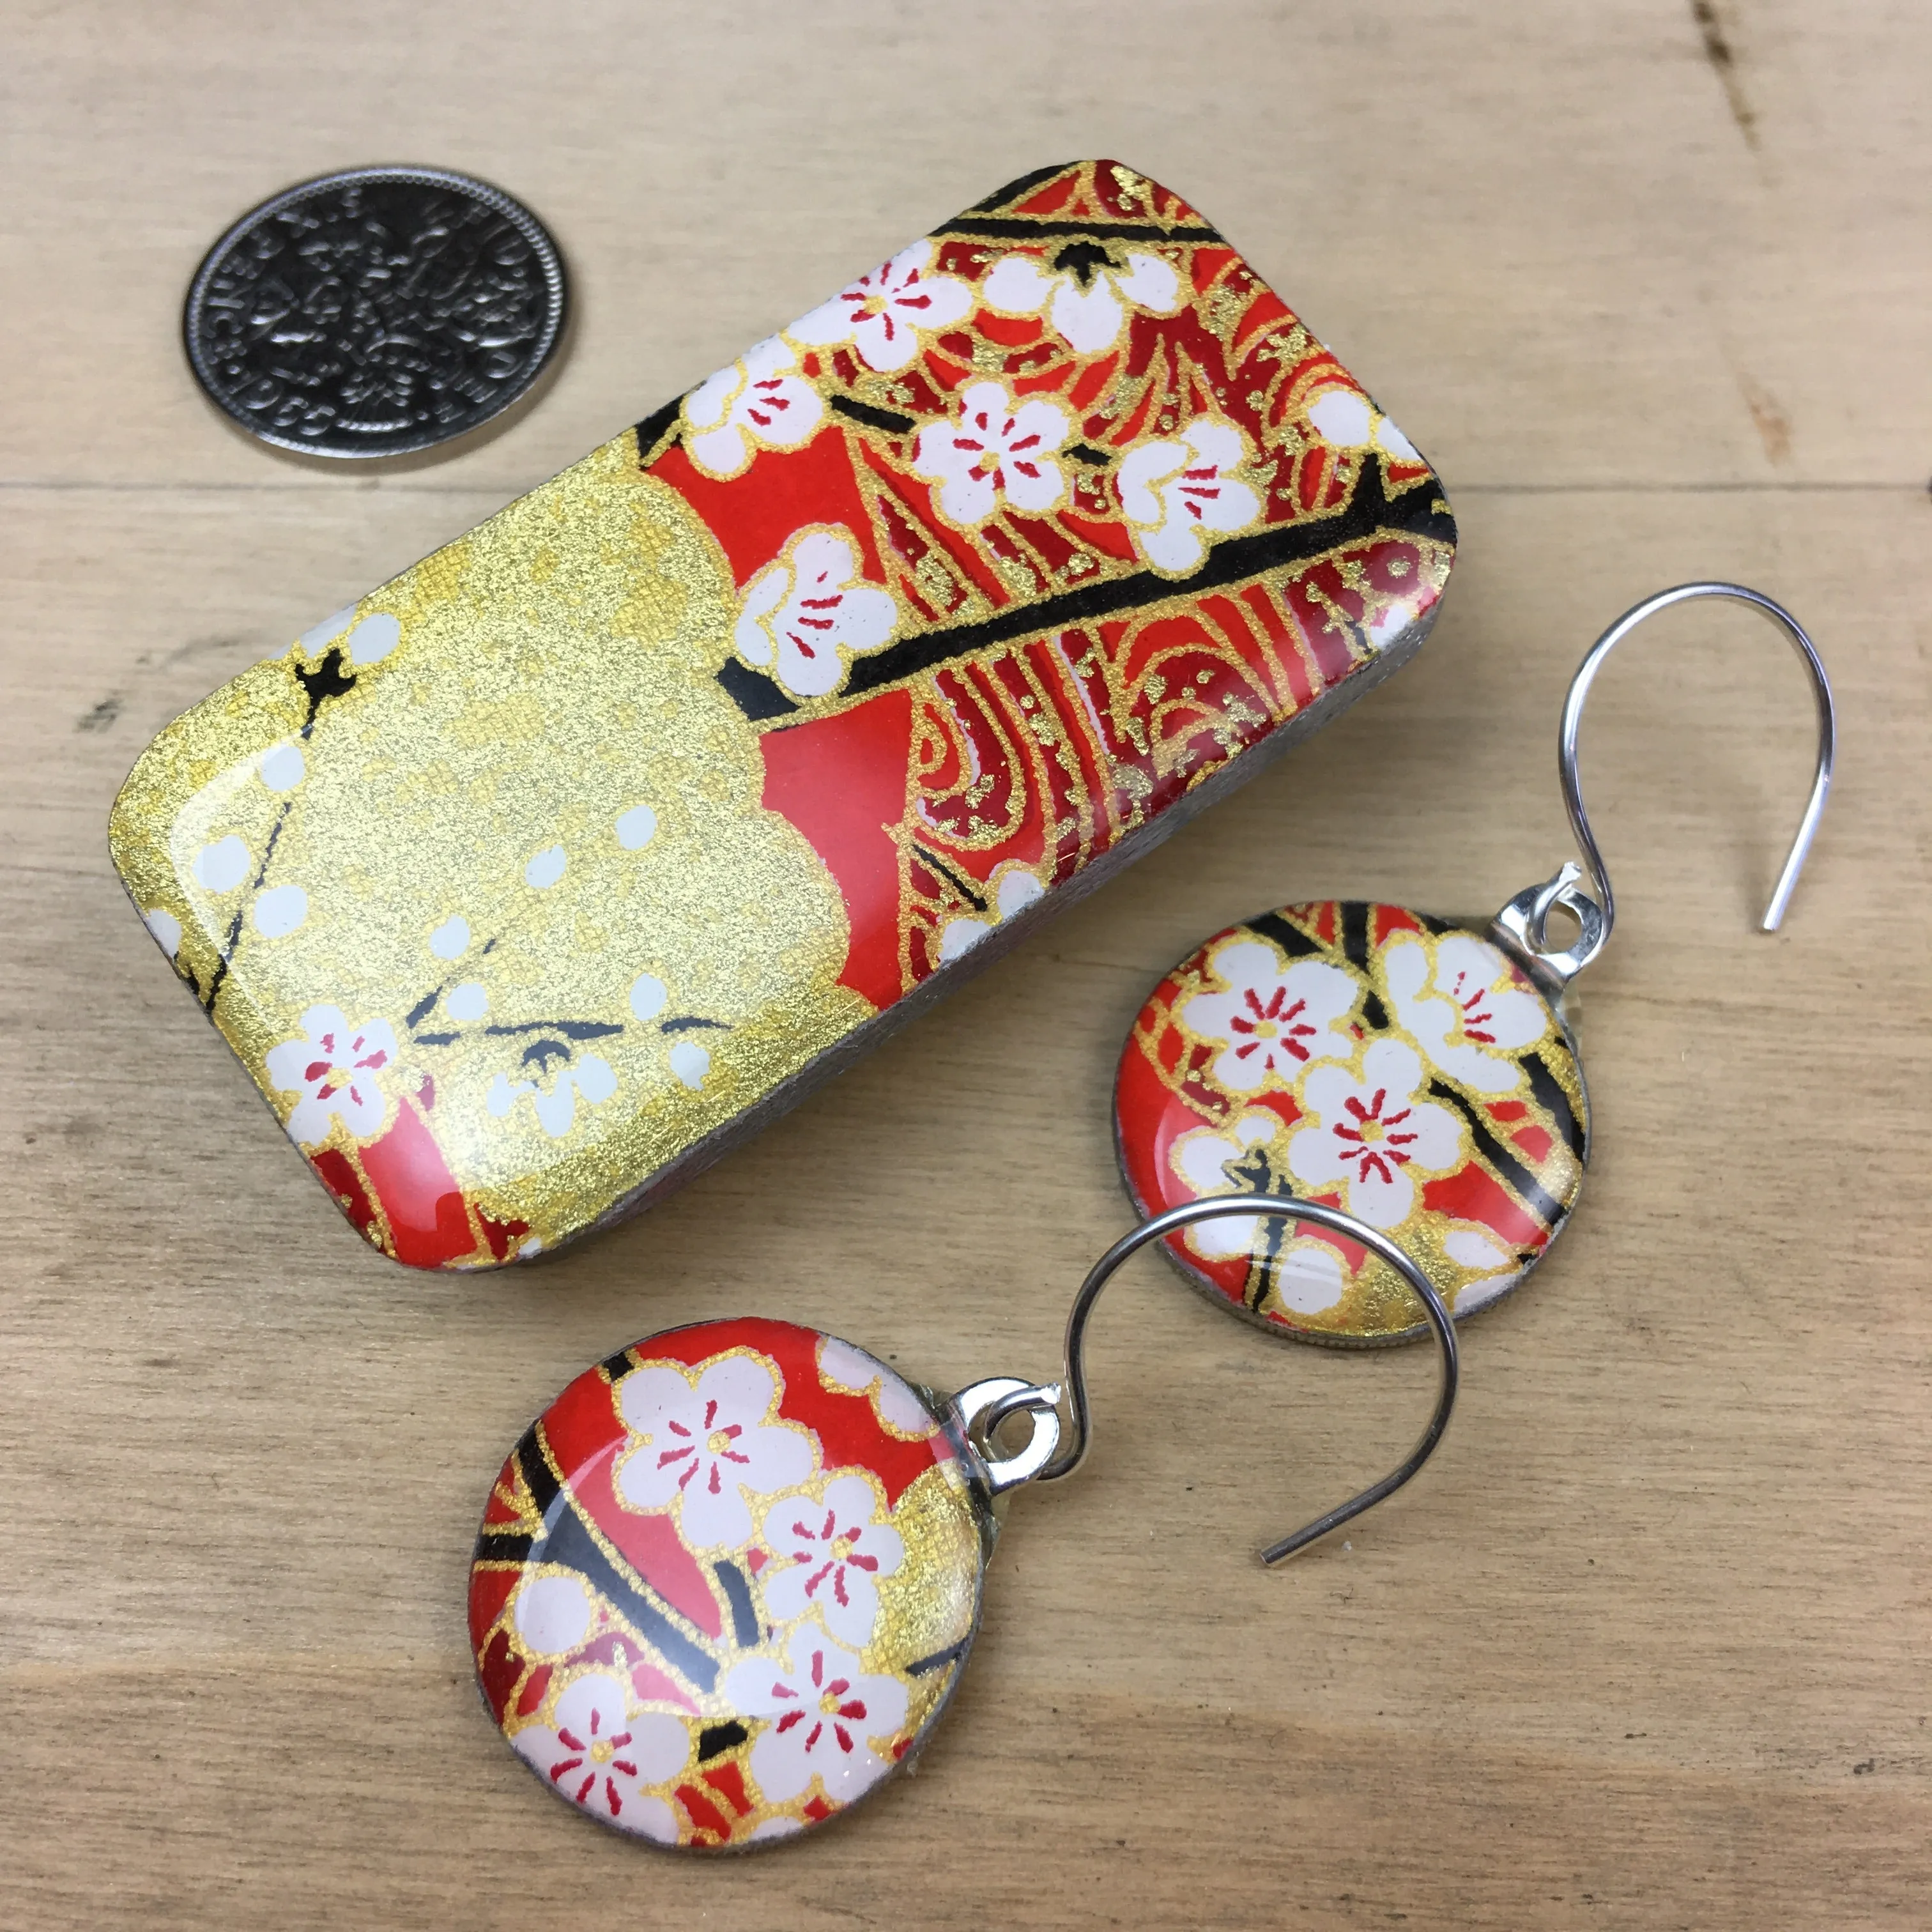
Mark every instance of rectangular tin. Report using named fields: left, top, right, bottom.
left=109, top=160, right=1456, bottom=1268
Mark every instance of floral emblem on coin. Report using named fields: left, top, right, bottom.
left=182, top=166, right=567, bottom=459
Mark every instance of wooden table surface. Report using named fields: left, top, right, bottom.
left=4, top=3, right=1928, bottom=1926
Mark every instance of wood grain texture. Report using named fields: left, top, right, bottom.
left=2, top=2, right=1928, bottom=1926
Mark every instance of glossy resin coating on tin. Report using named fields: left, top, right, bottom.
left=110, top=159, right=1456, bottom=1267
left=1116, top=903, right=1588, bottom=1344
left=471, top=1317, right=990, bottom=1849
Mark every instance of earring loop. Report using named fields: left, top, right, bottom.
left=1497, top=581, right=1836, bottom=987
left=971, top=1193, right=1458, bottom=1563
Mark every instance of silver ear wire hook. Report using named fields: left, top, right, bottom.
left=1493, top=581, right=1836, bottom=990
left=949, top=1194, right=1458, bottom=1564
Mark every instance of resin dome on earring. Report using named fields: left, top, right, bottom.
left=1115, top=580, right=1838, bottom=1347
left=1115, top=901, right=1588, bottom=1345
left=468, top=1199, right=1463, bottom=1848
left=470, top=1319, right=990, bottom=1850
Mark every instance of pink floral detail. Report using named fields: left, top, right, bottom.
left=512, top=1672, right=687, bottom=1842
left=910, top=379, right=1071, bottom=526
left=979, top=246, right=1184, bottom=355
left=1168, top=1111, right=1282, bottom=1261
left=1307, top=387, right=1421, bottom=463
left=758, top=1474, right=905, bottom=1648
left=1441, top=1222, right=1525, bottom=1315
left=263, top=1004, right=398, bottom=1146
left=722, top=1632, right=909, bottom=1807
left=733, top=527, right=898, bottom=699
left=785, top=240, right=974, bottom=374
left=615, top=1353, right=815, bottom=1551
left=1287, top=1038, right=1464, bottom=1229
left=682, top=337, right=825, bottom=479
left=1117, top=417, right=1262, bottom=575
left=1179, top=940, right=1357, bottom=1093
left=816, top=1337, right=934, bottom=1436
left=935, top=861, right=1046, bottom=963
left=1383, top=932, right=1551, bottom=1095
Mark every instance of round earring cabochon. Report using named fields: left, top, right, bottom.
left=1116, top=902, right=1589, bottom=1345
left=471, top=1318, right=990, bottom=1849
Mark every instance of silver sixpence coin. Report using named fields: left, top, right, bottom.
left=183, top=165, right=568, bottom=460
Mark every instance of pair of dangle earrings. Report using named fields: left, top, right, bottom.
left=468, top=581, right=1832, bottom=1851
left=1115, top=581, right=1836, bottom=1344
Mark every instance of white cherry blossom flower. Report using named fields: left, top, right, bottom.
left=1306, top=387, right=1422, bottom=463
left=1364, top=601, right=1418, bottom=652
left=980, top=245, right=1184, bottom=355
left=615, top=805, right=657, bottom=850
left=429, top=915, right=470, bottom=960
left=513, top=1573, right=596, bottom=1655
left=910, top=381, right=1071, bottom=527
left=785, top=240, right=974, bottom=374
left=1287, top=1038, right=1464, bottom=1230
left=142, top=907, right=182, bottom=958
left=666, top=1038, right=712, bottom=1089
left=193, top=835, right=251, bottom=893
left=259, top=742, right=305, bottom=792
left=1179, top=942, right=1358, bottom=1094
left=1117, top=417, right=1263, bottom=576
left=616, top=1354, right=815, bottom=1551
left=818, top=1338, right=933, bottom=1436
left=1271, top=1239, right=1351, bottom=1316
left=252, top=884, right=307, bottom=938
left=297, top=608, right=399, bottom=666
left=734, top=528, right=898, bottom=699
left=1383, top=932, right=1551, bottom=1096
left=759, top=1475, right=906, bottom=1649
left=683, top=336, right=825, bottom=479
left=1441, top=1222, right=1524, bottom=1316
left=443, top=982, right=488, bottom=1023
left=937, top=862, right=1046, bottom=963
left=512, top=1672, right=688, bottom=1842
left=486, top=1055, right=617, bottom=1139
left=1169, top=1111, right=1284, bottom=1260
left=264, top=1005, right=398, bottom=1146
left=1166, top=1115, right=1352, bottom=1314
left=721, top=1632, right=908, bottom=1807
